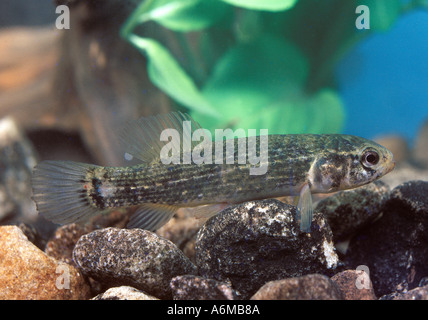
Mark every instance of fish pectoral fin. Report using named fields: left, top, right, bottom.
left=296, top=183, right=313, bottom=233
left=180, top=203, right=229, bottom=219
left=127, top=203, right=178, bottom=231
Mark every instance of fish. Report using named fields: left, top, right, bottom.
left=31, top=112, right=395, bottom=232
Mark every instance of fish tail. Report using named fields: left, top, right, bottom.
left=31, top=160, right=104, bottom=225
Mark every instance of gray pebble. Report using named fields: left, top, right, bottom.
left=387, top=180, right=428, bottom=220
left=92, top=286, right=158, bottom=300
left=170, top=275, right=241, bottom=300
left=250, top=274, right=343, bottom=300
left=195, top=199, right=338, bottom=298
left=73, top=227, right=197, bottom=299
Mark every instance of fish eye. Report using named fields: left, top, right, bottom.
left=361, top=150, right=380, bottom=167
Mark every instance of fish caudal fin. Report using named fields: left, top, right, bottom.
left=32, top=160, right=103, bottom=225
left=296, top=183, right=313, bottom=233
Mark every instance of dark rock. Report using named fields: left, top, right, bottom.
left=381, top=285, right=428, bottom=300
left=330, top=270, right=377, bottom=300
left=92, top=286, right=158, bottom=300
left=170, top=275, right=241, bottom=300
left=344, top=180, right=428, bottom=297
left=72, top=227, right=197, bottom=299
left=250, top=274, right=343, bottom=300
left=387, top=180, right=428, bottom=221
left=316, top=180, right=390, bottom=241
left=195, top=199, right=338, bottom=298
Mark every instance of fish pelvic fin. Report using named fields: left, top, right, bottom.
left=296, top=183, right=313, bottom=233
left=127, top=203, right=178, bottom=231
left=32, top=160, right=105, bottom=225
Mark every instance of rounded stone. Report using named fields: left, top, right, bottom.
left=0, top=225, right=91, bottom=299
left=195, top=199, right=338, bottom=298
left=72, top=227, right=197, bottom=299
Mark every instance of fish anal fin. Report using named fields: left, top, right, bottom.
left=180, top=203, right=229, bottom=219
left=127, top=203, right=178, bottom=231
left=296, top=183, right=313, bottom=233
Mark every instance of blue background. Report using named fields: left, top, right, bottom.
left=336, top=9, right=428, bottom=144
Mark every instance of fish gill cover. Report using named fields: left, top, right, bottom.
left=120, top=0, right=418, bottom=136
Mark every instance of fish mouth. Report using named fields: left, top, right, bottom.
left=385, top=160, right=396, bottom=174
left=375, top=160, right=395, bottom=180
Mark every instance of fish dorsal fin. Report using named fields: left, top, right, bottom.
left=127, top=203, right=179, bottom=231
left=118, top=112, right=211, bottom=163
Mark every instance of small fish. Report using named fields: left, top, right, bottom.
left=31, top=112, right=395, bottom=232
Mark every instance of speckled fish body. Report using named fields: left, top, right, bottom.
left=83, top=135, right=382, bottom=206
left=32, top=113, right=395, bottom=232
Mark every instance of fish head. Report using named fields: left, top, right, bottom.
left=310, top=135, right=395, bottom=193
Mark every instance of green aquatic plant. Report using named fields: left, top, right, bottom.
left=121, top=0, right=422, bottom=135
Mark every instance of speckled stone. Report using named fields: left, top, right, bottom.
left=170, top=275, right=241, bottom=300
left=0, top=225, right=91, bottom=299
left=344, top=180, right=428, bottom=296
left=92, top=286, right=158, bottom=300
left=331, top=270, right=377, bottom=300
left=195, top=199, right=338, bottom=298
left=250, top=274, right=343, bottom=300
left=72, top=227, right=197, bottom=299
left=381, top=285, right=428, bottom=300
left=315, top=180, right=390, bottom=241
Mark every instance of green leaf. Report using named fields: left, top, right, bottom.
left=301, top=89, right=344, bottom=133
left=128, top=35, right=220, bottom=117
left=189, top=34, right=309, bottom=133
left=122, top=0, right=231, bottom=35
left=204, top=34, right=309, bottom=99
left=155, top=0, right=232, bottom=31
left=192, top=88, right=344, bottom=136
left=189, top=34, right=344, bottom=135
left=218, top=0, right=297, bottom=11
